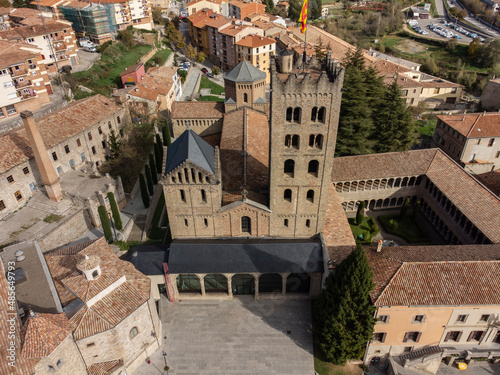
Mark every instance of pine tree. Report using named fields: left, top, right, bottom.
left=145, top=164, right=154, bottom=195
left=154, top=142, right=162, bottom=173
left=288, top=0, right=302, bottom=20
left=149, top=154, right=158, bottom=185
left=139, top=173, right=150, bottom=208
left=313, top=244, right=375, bottom=365
left=162, top=123, right=171, bottom=146
left=107, top=192, right=123, bottom=230
left=356, top=201, right=365, bottom=225
left=372, top=80, right=414, bottom=153
left=98, top=206, right=113, bottom=242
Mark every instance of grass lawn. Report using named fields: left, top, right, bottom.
left=378, top=215, right=430, bottom=243
left=197, top=95, right=224, bottom=102
left=348, top=216, right=379, bottom=243
left=198, top=75, right=224, bottom=95
left=146, top=48, right=172, bottom=67
left=73, top=42, right=152, bottom=96
left=314, top=349, right=363, bottom=375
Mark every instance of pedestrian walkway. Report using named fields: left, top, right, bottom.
left=182, top=70, right=200, bottom=101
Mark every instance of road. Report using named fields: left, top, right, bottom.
left=441, top=0, right=500, bottom=38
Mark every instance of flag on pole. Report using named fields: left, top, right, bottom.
left=298, top=0, right=307, bottom=34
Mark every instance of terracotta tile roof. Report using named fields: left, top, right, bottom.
left=425, top=151, right=500, bottom=243
left=420, top=78, right=461, bottom=88
left=331, top=149, right=438, bottom=182
left=61, top=271, right=123, bottom=303
left=202, top=132, right=221, bottom=147
left=188, top=8, right=215, bottom=29
left=127, top=70, right=173, bottom=102
left=205, top=15, right=232, bottom=29
left=87, top=360, right=123, bottom=375
left=20, top=312, right=71, bottom=359
left=371, top=59, right=412, bottom=75
left=0, top=20, right=69, bottom=39
left=0, top=95, right=122, bottom=175
left=475, top=169, right=500, bottom=196
left=171, top=101, right=224, bottom=119
left=0, top=259, right=34, bottom=375
left=436, top=112, right=500, bottom=138
left=187, top=0, right=222, bottom=6
left=374, top=261, right=500, bottom=306
left=44, top=237, right=151, bottom=340
left=120, top=63, right=143, bottom=77
left=220, top=108, right=269, bottom=195
left=63, top=1, right=89, bottom=8
left=219, top=24, right=250, bottom=36
left=0, top=39, right=40, bottom=68
left=33, top=0, right=70, bottom=7
left=236, top=34, right=276, bottom=48
left=366, top=251, right=401, bottom=303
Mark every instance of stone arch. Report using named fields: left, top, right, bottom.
left=311, top=106, right=318, bottom=121
left=335, top=182, right=343, bottom=193
left=308, top=160, right=319, bottom=177
left=176, top=274, right=201, bottom=294
left=318, top=107, right=326, bottom=123
left=284, top=159, right=295, bottom=177
left=293, top=107, right=301, bottom=123
left=259, top=274, right=282, bottom=293
left=286, top=107, right=293, bottom=121
left=204, top=274, right=228, bottom=294
left=232, top=274, right=254, bottom=295
left=286, top=273, right=310, bottom=293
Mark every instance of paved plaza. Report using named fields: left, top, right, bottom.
left=134, top=298, right=315, bottom=375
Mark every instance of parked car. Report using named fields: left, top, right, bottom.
left=83, top=46, right=97, bottom=53
left=207, top=72, right=214, bottom=78
left=201, top=68, right=209, bottom=74
left=58, top=65, right=72, bottom=74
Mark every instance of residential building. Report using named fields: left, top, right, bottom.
left=216, top=22, right=263, bottom=71
left=276, top=1, right=289, bottom=16
left=252, top=18, right=286, bottom=37
left=366, top=244, right=500, bottom=363
left=120, top=62, right=145, bottom=86
left=33, top=0, right=72, bottom=19
left=187, top=0, right=225, bottom=16
left=0, top=7, right=55, bottom=28
left=228, top=0, right=265, bottom=20
left=206, top=14, right=233, bottom=65
left=235, top=34, right=276, bottom=83
left=321, top=6, right=328, bottom=17
left=0, top=94, right=129, bottom=218
left=0, top=19, right=80, bottom=73
left=408, top=6, right=430, bottom=18
left=432, top=112, right=500, bottom=174
left=0, top=40, right=52, bottom=119
left=188, top=8, right=216, bottom=56
left=480, top=78, right=500, bottom=110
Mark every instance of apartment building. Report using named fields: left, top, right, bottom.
left=228, top=0, right=265, bottom=20
left=216, top=22, right=263, bottom=71
left=188, top=8, right=216, bottom=56
left=236, top=34, right=275, bottom=83
left=0, top=40, right=52, bottom=120
left=187, top=0, right=225, bottom=15
left=33, top=0, right=71, bottom=18
left=0, top=19, right=79, bottom=73
left=432, top=112, right=500, bottom=174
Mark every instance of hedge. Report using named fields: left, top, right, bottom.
left=107, top=192, right=122, bottom=230
left=98, top=205, right=113, bottom=242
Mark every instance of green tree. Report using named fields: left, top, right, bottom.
left=315, top=37, right=326, bottom=63
left=98, top=206, right=113, bottom=242
left=107, top=192, right=123, bottom=230
left=156, top=134, right=163, bottom=154
left=154, top=142, right=162, bottom=173
left=108, top=130, right=123, bottom=159
left=468, top=38, right=481, bottom=60
left=149, top=154, right=158, bottom=184
left=212, top=66, right=221, bottom=76
left=185, top=44, right=197, bottom=60
left=173, top=54, right=179, bottom=67
left=288, top=0, right=302, bottom=20
left=162, top=123, right=171, bottom=146
left=152, top=9, right=166, bottom=25
left=145, top=164, right=154, bottom=195
left=309, top=0, right=322, bottom=20
left=0, top=0, right=11, bottom=6
left=445, top=38, right=458, bottom=53
left=356, top=201, right=365, bottom=226
left=399, top=197, right=410, bottom=219
left=117, top=28, right=134, bottom=48
left=196, top=51, right=206, bottom=64
left=313, top=244, right=375, bottom=365
left=139, top=173, right=150, bottom=208
left=372, top=81, right=414, bottom=153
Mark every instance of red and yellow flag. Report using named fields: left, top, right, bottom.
left=298, top=0, right=307, bottom=34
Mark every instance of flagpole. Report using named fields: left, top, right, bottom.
left=303, top=2, right=307, bottom=72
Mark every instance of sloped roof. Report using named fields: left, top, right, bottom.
left=0, top=39, right=40, bottom=68
left=236, top=34, right=276, bottom=48
left=165, top=129, right=215, bottom=175
left=171, top=101, right=224, bottom=119
left=20, top=312, right=71, bottom=359
left=436, top=112, right=500, bottom=138
left=223, top=59, right=266, bottom=83
left=87, top=360, right=123, bottom=375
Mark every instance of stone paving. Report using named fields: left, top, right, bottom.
left=133, top=297, right=315, bottom=375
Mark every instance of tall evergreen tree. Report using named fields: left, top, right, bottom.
left=98, top=206, right=113, bottom=242
left=372, top=80, right=414, bottom=153
left=149, top=154, right=158, bottom=185
left=363, top=67, right=385, bottom=110
left=288, top=0, right=302, bottom=20
left=313, top=244, right=376, bottom=365
left=145, top=164, right=154, bottom=195
left=107, top=192, right=123, bottom=230
left=139, top=173, right=150, bottom=208
left=162, top=122, right=171, bottom=146
left=154, top=142, right=162, bottom=173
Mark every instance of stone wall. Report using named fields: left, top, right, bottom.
left=34, top=335, right=87, bottom=375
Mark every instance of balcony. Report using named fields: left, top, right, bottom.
left=17, top=90, right=36, bottom=100
left=14, top=79, right=32, bottom=88
left=9, top=68, right=28, bottom=77
left=51, top=34, right=64, bottom=41
left=53, top=41, right=67, bottom=51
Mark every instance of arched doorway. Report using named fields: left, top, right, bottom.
left=286, top=273, right=310, bottom=294
left=204, top=274, right=228, bottom=294
left=259, top=274, right=282, bottom=293
left=176, top=274, right=201, bottom=294
left=232, top=274, right=254, bottom=295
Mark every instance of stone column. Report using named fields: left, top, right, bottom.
left=281, top=273, right=290, bottom=296
left=254, top=274, right=259, bottom=300
left=198, top=274, right=206, bottom=296
left=226, top=274, right=233, bottom=299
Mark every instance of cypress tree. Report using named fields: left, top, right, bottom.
left=98, top=205, right=113, bottom=242
left=356, top=201, right=365, bottom=226
left=145, top=164, right=154, bottom=195
left=154, top=142, right=162, bottom=174
left=372, top=80, right=415, bottom=153
left=400, top=197, right=410, bottom=219
left=313, top=244, right=375, bottom=365
left=107, top=192, right=122, bottom=230
left=139, top=173, right=150, bottom=208
left=162, top=123, right=171, bottom=146
left=155, top=134, right=164, bottom=159
left=149, top=154, right=158, bottom=184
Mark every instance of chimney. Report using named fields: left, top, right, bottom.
left=376, top=239, right=383, bottom=253
left=21, top=111, right=63, bottom=202
left=76, top=254, right=102, bottom=280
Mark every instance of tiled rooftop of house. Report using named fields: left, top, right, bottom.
left=0, top=19, right=70, bottom=39
left=475, top=169, right=500, bottom=196
left=205, top=15, right=232, bottom=29
left=44, top=237, right=151, bottom=340
left=127, top=70, right=173, bottom=102
left=171, top=101, right=224, bottom=119
left=188, top=8, right=215, bottom=28
left=0, top=94, right=122, bottom=175
left=87, top=360, right=123, bottom=375
left=119, top=63, right=143, bottom=77
left=437, top=112, right=500, bottom=138
left=236, top=34, right=276, bottom=48
left=0, top=39, right=40, bottom=67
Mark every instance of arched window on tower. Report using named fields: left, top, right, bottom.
left=285, top=135, right=291, bottom=147
left=307, top=190, right=315, bottom=203
left=284, top=159, right=295, bottom=177
left=309, top=134, right=315, bottom=147
left=241, top=216, right=251, bottom=233
left=292, top=135, right=299, bottom=149
left=293, top=108, right=301, bottom=123
left=308, top=160, right=319, bottom=177
left=284, top=189, right=292, bottom=202
left=243, top=93, right=248, bottom=103
left=286, top=107, right=293, bottom=122
left=311, top=107, right=318, bottom=121
left=318, top=107, right=326, bottom=123
left=315, top=134, right=323, bottom=149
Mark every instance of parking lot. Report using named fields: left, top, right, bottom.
left=407, top=17, right=486, bottom=44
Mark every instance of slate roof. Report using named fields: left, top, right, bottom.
left=168, top=239, right=323, bottom=274
left=165, top=129, right=215, bottom=175
left=124, top=245, right=168, bottom=276
left=436, top=112, right=500, bottom=138
left=223, top=59, right=266, bottom=83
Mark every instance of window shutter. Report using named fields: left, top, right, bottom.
left=403, top=333, right=408, bottom=343
left=456, top=331, right=463, bottom=342
left=416, top=332, right=422, bottom=343
left=382, top=333, right=387, bottom=343
left=444, top=332, right=451, bottom=342
left=386, top=315, right=390, bottom=324
left=467, top=331, right=474, bottom=342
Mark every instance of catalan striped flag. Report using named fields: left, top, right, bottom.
left=298, top=0, right=307, bottom=34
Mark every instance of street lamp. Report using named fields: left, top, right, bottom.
left=162, top=351, right=169, bottom=374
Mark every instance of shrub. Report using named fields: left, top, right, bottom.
left=356, top=201, right=365, bottom=225
left=145, top=164, right=154, bottom=195
left=107, top=192, right=123, bottom=230
left=371, top=222, right=380, bottom=235
left=162, top=123, right=171, bottom=146
left=98, top=205, right=113, bottom=242
left=139, top=173, right=150, bottom=208
left=149, top=154, right=158, bottom=184
left=389, top=219, right=399, bottom=231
